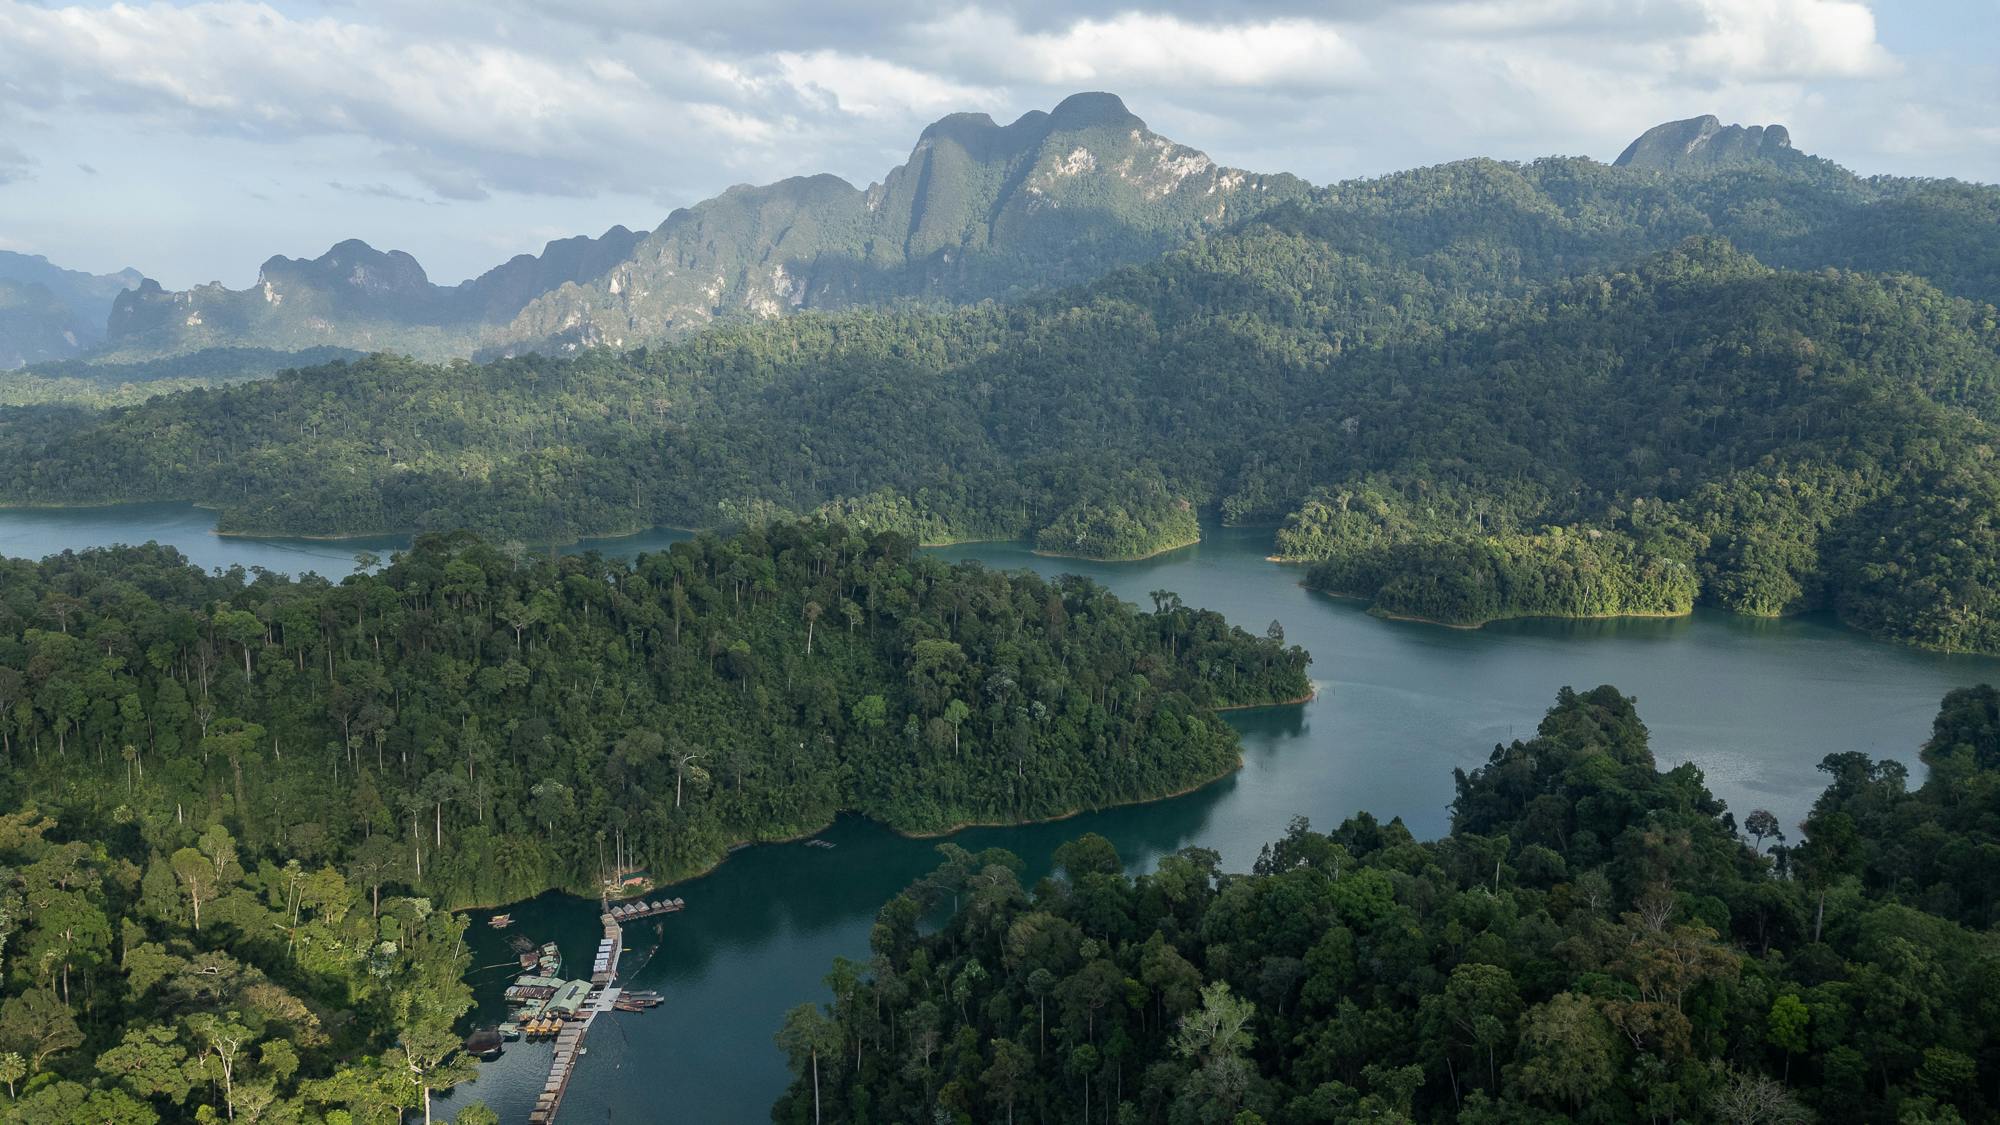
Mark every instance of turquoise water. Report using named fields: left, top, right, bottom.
left=6, top=506, right=1997, bottom=1122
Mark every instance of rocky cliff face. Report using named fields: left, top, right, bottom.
left=1614, top=115, right=1798, bottom=171
left=499, top=92, right=1307, bottom=353
left=88, top=92, right=1305, bottom=362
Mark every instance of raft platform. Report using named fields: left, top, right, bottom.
left=523, top=897, right=685, bottom=1123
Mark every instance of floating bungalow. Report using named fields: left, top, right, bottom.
left=606, top=896, right=684, bottom=922
left=504, top=975, right=563, bottom=1003
left=546, top=979, right=593, bottom=1018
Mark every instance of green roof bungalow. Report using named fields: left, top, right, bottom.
left=547, top=979, right=593, bottom=1016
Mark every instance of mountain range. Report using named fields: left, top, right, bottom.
left=6, top=102, right=1960, bottom=378
left=0, top=251, right=142, bottom=368
left=69, top=92, right=1306, bottom=366
left=4, top=101, right=1934, bottom=377
left=9, top=97, right=2000, bottom=649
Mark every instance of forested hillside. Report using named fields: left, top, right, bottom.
left=0, top=805, right=481, bottom=1124
left=6, top=232, right=1999, bottom=646
left=773, top=684, right=2000, bottom=1125
left=0, top=523, right=1307, bottom=908
left=8, top=116, right=2000, bottom=639
left=0, top=346, right=363, bottom=407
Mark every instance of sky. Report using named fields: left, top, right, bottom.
left=0, top=0, right=1994, bottom=289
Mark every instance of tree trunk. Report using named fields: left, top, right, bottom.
left=231, top=753, right=248, bottom=825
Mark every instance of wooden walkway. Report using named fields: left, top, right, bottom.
left=522, top=909, right=634, bottom=1124
left=605, top=896, right=684, bottom=923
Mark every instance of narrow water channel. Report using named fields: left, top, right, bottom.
left=6, top=506, right=1995, bottom=1121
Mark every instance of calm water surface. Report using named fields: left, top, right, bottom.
left=6, top=504, right=1997, bottom=1122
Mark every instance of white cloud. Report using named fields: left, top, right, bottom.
left=1678, top=0, right=1897, bottom=80
left=0, top=0, right=789, bottom=198
left=775, top=51, right=994, bottom=118
left=2, top=0, right=1993, bottom=288
left=922, top=10, right=1369, bottom=91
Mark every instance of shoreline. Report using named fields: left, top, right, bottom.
left=215, top=526, right=401, bottom=542
left=449, top=787, right=1213, bottom=910
left=917, top=534, right=1019, bottom=549
left=1032, top=534, right=1201, bottom=563
left=452, top=688, right=1314, bottom=911
left=0, top=497, right=184, bottom=513
left=19, top=499, right=1007, bottom=556
left=888, top=760, right=1243, bottom=839
left=1300, top=581, right=1691, bottom=630
left=1213, top=688, right=1318, bottom=712
left=5, top=501, right=1198, bottom=565
left=1371, top=606, right=1693, bottom=629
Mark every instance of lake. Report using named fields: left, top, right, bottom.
left=5, top=503, right=1996, bottom=1122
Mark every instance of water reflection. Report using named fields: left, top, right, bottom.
left=5, top=506, right=1999, bottom=1121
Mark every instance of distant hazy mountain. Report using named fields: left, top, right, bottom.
left=52, top=103, right=1931, bottom=372
left=1614, top=115, right=1803, bottom=171
left=0, top=252, right=141, bottom=367
left=99, top=227, right=643, bottom=363
left=91, top=92, right=1307, bottom=363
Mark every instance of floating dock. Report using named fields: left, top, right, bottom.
left=604, top=896, right=684, bottom=922
left=522, top=897, right=670, bottom=1124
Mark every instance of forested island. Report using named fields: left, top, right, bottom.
left=4, top=146, right=2000, bottom=641
left=774, top=684, right=2000, bottom=1125
left=0, top=523, right=1308, bottom=903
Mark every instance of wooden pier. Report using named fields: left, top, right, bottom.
left=604, top=896, right=683, bottom=923
left=521, top=902, right=657, bottom=1124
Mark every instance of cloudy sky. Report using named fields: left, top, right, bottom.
left=1, top=0, right=1993, bottom=288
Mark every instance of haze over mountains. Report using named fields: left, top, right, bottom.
left=100, top=226, right=645, bottom=363
left=3, top=98, right=1901, bottom=376
left=63, top=93, right=1305, bottom=366
left=9, top=92, right=2000, bottom=652
left=0, top=251, right=142, bottom=368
